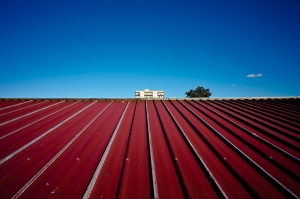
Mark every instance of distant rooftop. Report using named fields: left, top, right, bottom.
left=135, top=89, right=164, bottom=99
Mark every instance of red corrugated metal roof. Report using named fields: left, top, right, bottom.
left=0, top=98, right=299, bottom=198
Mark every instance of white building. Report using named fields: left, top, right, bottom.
left=135, top=89, right=164, bottom=98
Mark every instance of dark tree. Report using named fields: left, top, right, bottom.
left=185, top=86, right=212, bottom=98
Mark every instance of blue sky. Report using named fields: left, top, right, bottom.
left=0, top=0, right=299, bottom=98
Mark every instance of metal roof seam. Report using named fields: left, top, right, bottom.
left=203, top=100, right=300, bottom=151
left=213, top=100, right=300, bottom=142
left=265, top=103, right=300, bottom=113
left=220, top=100, right=300, bottom=135
left=83, top=100, right=129, bottom=199
left=115, top=101, right=137, bottom=199
left=0, top=99, right=299, bottom=198
left=0, top=101, right=64, bottom=126
left=0, top=100, right=96, bottom=165
left=191, top=100, right=300, bottom=163
left=251, top=100, right=300, bottom=120
left=0, top=101, right=79, bottom=140
left=115, top=100, right=151, bottom=198
left=0, top=100, right=49, bottom=117
left=11, top=100, right=115, bottom=199
left=173, top=101, right=261, bottom=198
left=178, top=101, right=298, bottom=198
left=145, top=101, right=159, bottom=199
left=0, top=100, right=33, bottom=110
left=233, top=100, right=300, bottom=127
left=184, top=101, right=300, bottom=182
left=152, top=101, right=190, bottom=198
left=162, top=100, right=228, bottom=199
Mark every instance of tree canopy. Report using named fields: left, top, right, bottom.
left=185, top=86, right=212, bottom=98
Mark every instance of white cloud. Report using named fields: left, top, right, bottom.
left=232, top=84, right=243, bottom=87
left=247, top=74, right=255, bottom=78
left=247, top=73, right=263, bottom=78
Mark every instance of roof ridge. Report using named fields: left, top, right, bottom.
left=0, top=96, right=300, bottom=101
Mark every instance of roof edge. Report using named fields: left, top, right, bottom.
left=0, top=96, right=300, bottom=101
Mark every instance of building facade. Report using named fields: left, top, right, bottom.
left=135, top=89, right=164, bottom=98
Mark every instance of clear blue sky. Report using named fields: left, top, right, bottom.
left=1, top=0, right=299, bottom=98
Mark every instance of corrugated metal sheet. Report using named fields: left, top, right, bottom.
left=0, top=98, right=299, bottom=199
